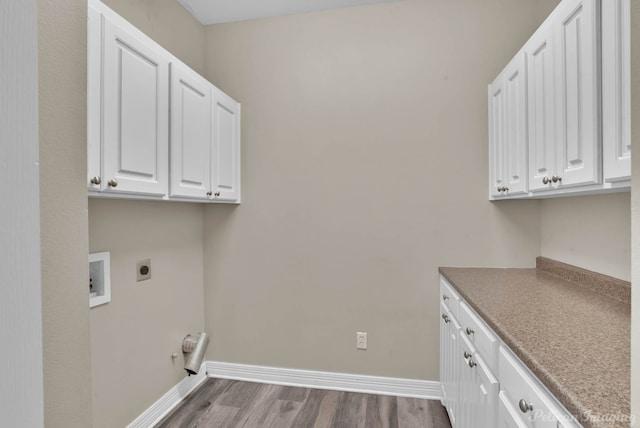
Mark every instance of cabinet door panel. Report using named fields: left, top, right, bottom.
left=170, top=62, right=212, bottom=199
left=526, top=24, right=556, bottom=192
left=212, top=88, right=241, bottom=202
left=554, top=0, right=600, bottom=187
left=87, top=5, right=102, bottom=191
left=488, top=80, right=505, bottom=198
left=470, top=354, right=499, bottom=428
left=102, top=17, right=169, bottom=195
left=504, top=54, right=528, bottom=195
left=440, top=304, right=460, bottom=427
left=602, top=0, right=631, bottom=182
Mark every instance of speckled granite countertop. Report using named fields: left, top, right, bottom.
left=439, top=258, right=631, bottom=428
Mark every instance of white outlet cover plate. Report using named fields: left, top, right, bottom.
left=357, top=332, right=367, bottom=350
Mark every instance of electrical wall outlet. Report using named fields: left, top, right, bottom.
left=356, top=332, right=367, bottom=350
left=136, top=259, right=151, bottom=282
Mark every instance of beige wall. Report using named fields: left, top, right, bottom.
left=37, top=0, right=94, bottom=427
left=541, top=193, right=631, bottom=281
left=536, top=0, right=561, bottom=24
left=102, top=0, right=205, bottom=74
left=87, top=1, right=207, bottom=427
left=202, top=0, right=541, bottom=381
left=631, top=0, right=639, bottom=423
left=89, top=200, right=205, bottom=427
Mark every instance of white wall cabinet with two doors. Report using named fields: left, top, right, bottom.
left=87, top=0, right=240, bottom=203
left=489, top=0, right=630, bottom=200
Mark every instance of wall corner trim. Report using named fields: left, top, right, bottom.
left=126, top=363, right=207, bottom=428
left=206, top=361, right=441, bottom=400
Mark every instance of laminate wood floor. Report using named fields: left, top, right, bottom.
left=156, top=379, right=452, bottom=428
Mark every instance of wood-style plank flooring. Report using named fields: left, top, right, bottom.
left=156, top=379, right=451, bottom=428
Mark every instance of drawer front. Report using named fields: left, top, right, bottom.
left=499, top=346, right=581, bottom=427
left=440, top=276, right=460, bottom=318
left=498, top=391, right=528, bottom=428
left=459, top=301, right=498, bottom=372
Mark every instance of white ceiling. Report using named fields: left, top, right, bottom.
left=177, top=0, right=400, bottom=25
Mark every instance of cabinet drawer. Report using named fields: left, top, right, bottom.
left=440, top=277, right=460, bottom=319
left=498, top=391, right=528, bottom=428
left=499, top=346, right=581, bottom=427
left=459, top=301, right=498, bottom=372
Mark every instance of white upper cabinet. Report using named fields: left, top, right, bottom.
left=489, top=78, right=506, bottom=198
left=88, top=0, right=241, bottom=203
left=489, top=53, right=527, bottom=198
left=526, top=20, right=557, bottom=193
left=602, top=0, right=631, bottom=182
left=490, top=0, right=630, bottom=200
left=553, top=0, right=600, bottom=188
left=88, top=0, right=169, bottom=196
left=170, top=62, right=212, bottom=200
left=211, top=87, right=241, bottom=203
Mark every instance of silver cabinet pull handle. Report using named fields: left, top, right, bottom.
left=463, top=351, right=471, bottom=359
left=542, top=176, right=550, bottom=184
left=441, top=314, right=450, bottom=323
left=214, top=192, right=221, bottom=197
left=90, top=176, right=101, bottom=185
left=443, top=294, right=449, bottom=301
left=468, top=358, right=476, bottom=368
left=551, top=175, right=562, bottom=183
left=465, top=327, right=474, bottom=335
left=206, top=191, right=212, bottom=196
left=519, top=399, right=533, bottom=413
left=107, top=179, right=118, bottom=188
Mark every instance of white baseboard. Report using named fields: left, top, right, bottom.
left=205, top=361, right=441, bottom=400
left=127, top=361, right=441, bottom=427
left=127, top=363, right=207, bottom=428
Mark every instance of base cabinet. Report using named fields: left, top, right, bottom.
left=439, top=276, right=581, bottom=428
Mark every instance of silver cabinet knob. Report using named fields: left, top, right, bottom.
left=468, top=358, right=477, bottom=368
left=90, top=176, right=101, bottom=185
left=519, top=399, right=533, bottom=413
left=441, top=314, right=450, bottom=323
left=214, top=192, right=221, bottom=197
left=463, top=351, right=472, bottom=359
left=442, top=294, right=449, bottom=301
left=107, top=179, right=118, bottom=188
left=465, top=327, right=474, bottom=335
left=503, top=187, right=508, bottom=192
left=542, top=176, right=550, bottom=184
left=206, top=191, right=213, bottom=197
left=551, top=175, right=562, bottom=183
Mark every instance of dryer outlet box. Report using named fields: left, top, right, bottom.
left=136, top=259, right=151, bottom=282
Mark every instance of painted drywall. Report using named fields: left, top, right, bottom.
left=102, top=0, right=205, bottom=74
left=536, top=0, right=561, bottom=24
left=631, top=0, right=639, bottom=424
left=37, top=0, right=94, bottom=426
left=202, top=0, right=541, bottom=381
left=87, top=1, right=207, bottom=426
left=1, top=1, right=44, bottom=426
left=541, top=193, right=631, bottom=281
left=89, top=200, right=205, bottom=427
